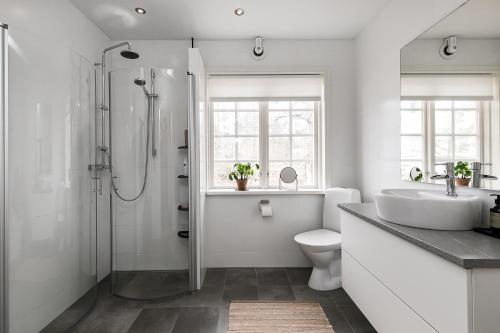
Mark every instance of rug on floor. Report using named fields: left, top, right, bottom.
left=228, top=301, right=335, bottom=333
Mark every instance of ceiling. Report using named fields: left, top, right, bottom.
left=70, top=0, right=389, bottom=40
left=420, top=0, right=500, bottom=39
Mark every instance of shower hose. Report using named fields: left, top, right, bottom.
left=104, top=98, right=151, bottom=202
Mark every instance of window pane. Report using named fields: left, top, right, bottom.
left=454, top=101, right=477, bottom=109
left=454, top=110, right=477, bottom=134
left=269, top=161, right=289, bottom=187
left=401, top=136, right=422, bottom=159
left=292, top=136, right=314, bottom=160
left=269, top=111, right=290, bottom=135
left=213, top=102, right=235, bottom=110
left=214, top=111, right=235, bottom=135
left=237, top=101, right=259, bottom=110
left=237, top=111, right=259, bottom=135
left=401, top=101, right=423, bottom=109
left=401, top=110, right=422, bottom=134
left=269, top=137, right=290, bottom=160
left=435, top=101, right=452, bottom=109
left=214, top=137, right=236, bottom=160
left=292, top=111, right=314, bottom=135
left=213, top=162, right=234, bottom=187
left=237, top=137, right=259, bottom=160
left=435, top=136, right=452, bottom=160
left=269, top=101, right=290, bottom=110
left=291, top=101, right=314, bottom=110
left=455, top=136, right=477, bottom=160
left=293, top=161, right=314, bottom=186
left=435, top=110, right=452, bottom=134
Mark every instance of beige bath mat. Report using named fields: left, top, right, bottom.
left=228, top=301, right=335, bottom=333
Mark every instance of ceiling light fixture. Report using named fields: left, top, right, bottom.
left=135, top=7, right=146, bottom=14
left=234, top=8, right=245, bottom=16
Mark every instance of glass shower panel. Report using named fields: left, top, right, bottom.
left=109, top=67, right=189, bottom=300
left=7, top=27, right=97, bottom=332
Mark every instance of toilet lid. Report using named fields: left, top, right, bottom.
left=294, top=229, right=341, bottom=247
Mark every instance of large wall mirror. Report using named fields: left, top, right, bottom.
left=400, top=0, right=500, bottom=189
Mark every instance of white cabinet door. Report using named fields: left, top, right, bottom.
left=341, top=212, right=471, bottom=333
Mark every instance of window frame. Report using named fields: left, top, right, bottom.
left=208, top=97, right=322, bottom=190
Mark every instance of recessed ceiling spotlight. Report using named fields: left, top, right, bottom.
left=234, top=8, right=245, bottom=16
left=135, top=7, right=146, bottom=14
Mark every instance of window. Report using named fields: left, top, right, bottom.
left=400, top=100, right=483, bottom=179
left=209, top=75, right=323, bottom=189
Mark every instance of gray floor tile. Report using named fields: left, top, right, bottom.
left=290, top=285, right=334, bottom=306
left=203, top=269, right=226, bottom=287
left=126, top=308, right=179, bottom=333
left=256, top=269, right=289, bottom=286
left=327, top=288, right=355, bottom=306
left=338, top=304, right=376, bottom=333
left=146, top=286, right=224, bottom=308
left=172, top=307, right=220, bottom=333
left=257, top=285, right=295, bottom=301
left=285, top=267, right=312, bottom=285
left=223, top=285, right=258, bottom=301
left=225, top=268, right=257, bottom=286
left=322, top=303, right=354, bottom=333
left=216, top=304, right=229, bottom=333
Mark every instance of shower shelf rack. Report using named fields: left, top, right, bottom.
left=177, top=145, right=188, bottom=150
left=177, top=231, right=189, bottom=239
left=177, top=205, right=189, bottom=211
left=177, top=175, right=188, bottom=179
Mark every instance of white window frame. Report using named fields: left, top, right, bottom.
left=208, top=97, right=322, bottom=190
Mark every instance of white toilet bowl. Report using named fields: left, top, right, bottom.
left=294, top=229, right=342, bottom=290
left=294, top=188, right=360, bottom=291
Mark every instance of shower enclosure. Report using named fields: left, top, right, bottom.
left=107, top=66, right=191, bottom=300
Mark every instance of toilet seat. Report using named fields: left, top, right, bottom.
left=294, top=229, right=341, bottom=252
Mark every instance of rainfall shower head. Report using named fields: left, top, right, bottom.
left=121, top=49, right=140, bottom=59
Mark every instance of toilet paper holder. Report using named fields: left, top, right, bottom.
left=258, top=199, right=270, bottom=211
left=258, top=199, right=273, bottom=217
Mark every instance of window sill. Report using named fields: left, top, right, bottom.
left=205, top=189, right=325, bottom=196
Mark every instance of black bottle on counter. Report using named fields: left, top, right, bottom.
left=490, top=194, right=500, bottom=230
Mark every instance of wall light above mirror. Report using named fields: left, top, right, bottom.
left=400, top=0, right=500, bottom=190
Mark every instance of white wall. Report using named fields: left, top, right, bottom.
left=0, top=0, right=109, bottom=332
left=197, top=39, right=357, bottom=267
left=355, top=0, right=500, bottom=224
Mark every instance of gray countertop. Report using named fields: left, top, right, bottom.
left=338, top=203, right=500, bottom=269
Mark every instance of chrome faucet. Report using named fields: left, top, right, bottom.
left=430, top=162, right=457, bottom=196
left=470, top=162, right=498, bottom=188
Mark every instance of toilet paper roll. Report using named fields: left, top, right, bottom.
left=260, top=204, right=273, bottom=217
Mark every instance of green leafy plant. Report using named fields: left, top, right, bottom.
left=454, top=161, right=472, bottom=179
left=229, top=162, right=260, bottom=181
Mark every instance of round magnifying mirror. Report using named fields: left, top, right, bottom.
left=409, top=167, right=423, bottom=182
left=280, top=167, right=298, bottom=184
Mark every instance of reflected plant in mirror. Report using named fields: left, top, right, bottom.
left=400, top=0, right=500, bottom=190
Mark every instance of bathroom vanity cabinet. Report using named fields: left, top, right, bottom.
left=339, top=203, right=500, bottom=333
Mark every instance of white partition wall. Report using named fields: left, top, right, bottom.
left=0, top=22, right=7, bottom=333
left=188, top=48, right=207, bottom=289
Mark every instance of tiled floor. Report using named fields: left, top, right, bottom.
left=73, top=268, right=376, bottom=333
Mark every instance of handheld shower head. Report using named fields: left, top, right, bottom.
left=134, top=78, right=146, bottom=86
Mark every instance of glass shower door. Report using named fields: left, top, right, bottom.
left=109, top=67, right=189, bottom=300
left=6, top=25, right=98, bottom=333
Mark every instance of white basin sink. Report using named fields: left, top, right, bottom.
left=374, top=189, right=481, bottom=230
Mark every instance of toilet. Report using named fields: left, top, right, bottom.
left=294, top=188, right=361, bottom=291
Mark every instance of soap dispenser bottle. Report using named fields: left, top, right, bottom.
left=490, top=194, right=500, bottom=230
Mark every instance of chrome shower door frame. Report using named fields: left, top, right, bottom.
left=0, top=22, right=8, bottom=333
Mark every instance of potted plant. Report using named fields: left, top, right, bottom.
left=229, top=162, right=260, bottom=191
left=454, top=161, right=472, bottom=187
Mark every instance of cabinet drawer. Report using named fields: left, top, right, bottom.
left=341, top=212, right=471, bottom=333
left=343, top=251, right=437, bottom=333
